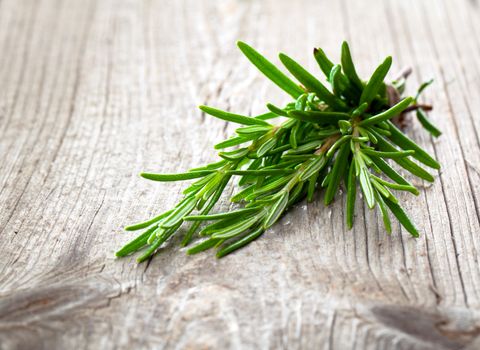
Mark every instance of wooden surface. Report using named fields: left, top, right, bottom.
left=1, top=0, right=480, bottom=349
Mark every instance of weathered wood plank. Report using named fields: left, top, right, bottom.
left=1, top=0, right=480, bottom=349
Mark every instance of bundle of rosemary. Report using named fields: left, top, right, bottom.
left=117, top=42, right=441, bottom=262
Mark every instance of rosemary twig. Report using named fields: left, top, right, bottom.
left=117, top=41, right=441, bottom=262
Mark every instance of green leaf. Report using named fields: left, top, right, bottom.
left=124, top=210, right=173, bottom=231
left=187, top=238, right=223, bottom=255
left=182, top=221, right=202, bottom=246
left=338, top=120, right=352, bottom=134
left=287, top=182, right=306, bottom=206
left=307, top=172, right=319, bottom=202
left=374, top=190, right=392, bottom=233
left=281, top=154, right=316, bottom=161
left=182, top=172, right=218, bottom=195
left=369, top=156, right=414, bottom=187
left=359, top=97, right=413, bottom=127
left=290, top=121, right=300, bottom=149
left=214, top=136, right=255, bottom=149
left=116, top=225, right=158, bottom=257
left=359, top=56, right=392, bottom=106
left=313, top=47, right=334, bottom=78
left=359, top=166, right=376, bottom=209
left=370, top=130, right=435, bottom=182
left=415, top=79, right=434, bottom=100
left=238, top=158, right=262, bottom=186
left=328, top=64, right=343, bottom=95
left=341, top=41, right=363, bottom=90
left=189, top=160, right=228, bottom=171
left=371, top=178, right=393, bottom=199
left=212, top=215, right=261, bottom=239
left=324, top=143, right=350, bottom=205
left=249, top=175, right=292, bottom=197
left=352, top=102, right=369, bottom=117
left=326, top=135, right=352, bottom=158
left=383, top=196, right=419, bottom=237
left=264, top=192, right=289, bottom=228
left=295, top=93, right=308, bottom=110
left=136, top=237, right=163, bottom=263
left=362, top=148, right=415, bottom=159
left=266, top=103, right=289, bottom=116
left=228, top=169, right=295, bottom=176
left=141, top=170, right=214, bottom=182
left=231, top=184, right=256, bottom=202
left=417, top=109, right=442, bottom=137
left=352, top=136, right=369, bottom=143
left=285, top=140, right=323, bottom=154
left=255, top=111, right=278, bottom=120
left=161, top=196, right=197, bottom=228
left=216, top=227, right=264, bottom=258
left=136, top=226, right=178, bottom=262
left=199, top=105, right=270, bottom=126
left=321, top=171, right=331, bottom=188
left=370, top=174, right=419, bottom=195
left=148, top=226, right=165, bottom=244
left=358, top=127, right=378, bottom=144
left=329, top=64, right=356, bottom=102
left=299, top=155, right=327, bottom=181
left=219, top=148, right=249, bottom=160
left=181, top=175, right=232, bottom=245
left=278, top=53, right=347, bottom=110
left=385, top=121, right=440, bottom=169
left=288, top=110, right=350, bottom=124
left=369, top=125, right=391, bottom=136
left=200, top=216, right=241, bottom=235
left=346, top=159, right=357, bottom=229
left=185, top=207, right=260, bottom=221
left=257, top=137, right=277, bottom=157
left=237, top=41, right=304, bottom=98
left=236, top=125, right=272, bottom=135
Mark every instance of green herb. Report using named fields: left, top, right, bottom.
left=117, top=41, right=440, bottom=262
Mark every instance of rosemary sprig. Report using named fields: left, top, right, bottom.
left=117, top=41, right=441, bottom=262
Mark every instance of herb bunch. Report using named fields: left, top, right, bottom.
left=117, top=42, right=441, bottom=262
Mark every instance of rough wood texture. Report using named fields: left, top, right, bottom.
left=1, top=0, right=479, bottom=349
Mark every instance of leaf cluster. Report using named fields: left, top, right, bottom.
left=117, top=41, right=441, bottom=262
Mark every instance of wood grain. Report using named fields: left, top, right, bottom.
left=1, top=0, right=479, bottom=349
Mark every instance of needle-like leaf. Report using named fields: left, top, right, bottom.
left=314, top=47, right=334, bottom=78
left=288, top=110, right=349, bottom=124
left=212, top=215, right=261, bottom=239
left=374, top=190, right=392, bottom=233
left=264, top=192, right=289, bottom=228
left=417, top=109, right=442, bottom=137
left=383, top=196, right=419, bottom=237
left=358, top=166, right=376, bottom=209
left=237, top=41, right=304, bottom=98
left=216, top=227, right=264, bottom=258
left=341, top=41, right=363, bottom=90
left=141, top=171, right=214, bottom=182
left=346, top=159, right=357, bottom=229
left=185, top=207, right=260, bottom=221
left=324, top=143, right=350, bottom=204
left=359, top=97, right=412, bottom=127
left=386, top=121, right=440, bottom=169
left=360, top=56, right=392, bottom=106
left=124, top=210, right=173, bottom=231
left=161, top=196, right=197, bottom=228
left=187, top=238, right=223, bottom=255
left=200, top=105, right=270, bottom=126
left=279, top=53, right=347, bottom=110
